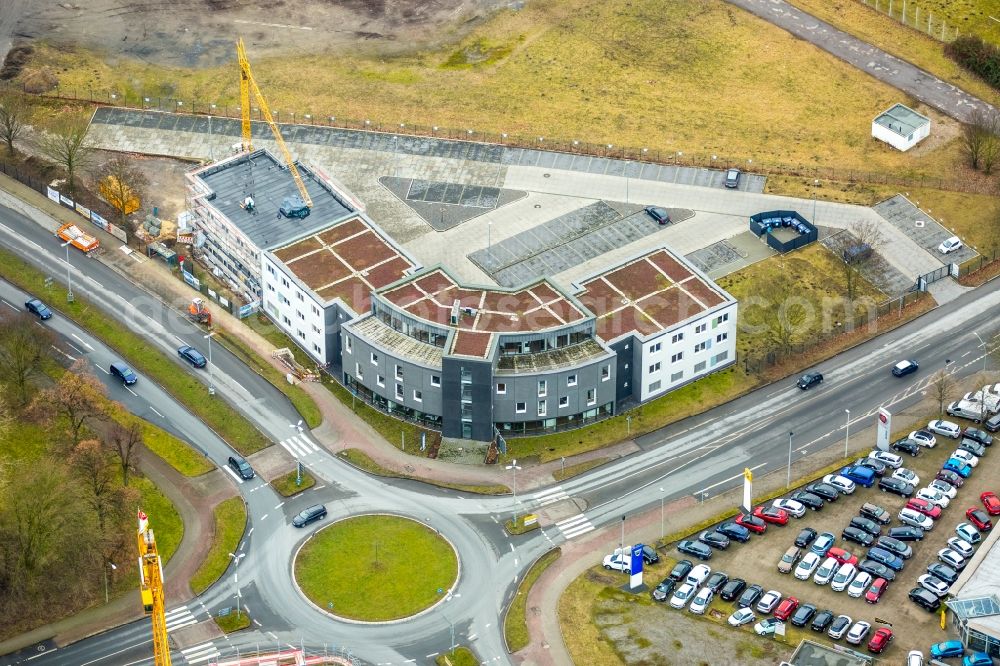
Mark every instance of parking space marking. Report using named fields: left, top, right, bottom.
left=222, top=466, right=244, bottom=484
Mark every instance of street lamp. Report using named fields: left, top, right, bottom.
left=103, top=561, right=117, bottom=603
left=229, top=552, right=245, bottom=616
left=812, top=179, right=819, bottom=224
left=786, top=431, right=793, bottom=488
left=204, top=332, right=215, bottom=395
left=60, top=240, right=74, bottom=302
left=844, top=409, right=850, bottom=457
left=659, top=487, right=666, bottom=538
left=973, top=331, right=988, bottom=373
left=506, top=459, right=521, bottom=522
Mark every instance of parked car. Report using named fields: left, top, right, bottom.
left=811, top=609, right=835, bottom=632
left=790, top=603, right=817, bottom=627
left=291, top=504, right=327, bottom=527
left=926, top=563, right=959, bottom=585
left=754, top=617, right=782, bottom=636
left=651, top=577, right=677, bottom=602
left=807, top=483, right=840, bottom=502
left=720, top=577, right=747, bottom=601
left=773, top=596, right=799, bottom=621
left=753, top=505, right=789, bottom=525
left=699, top=531, right=731, bottom=550
left=772, top=498, right=806, bottom=518
left=669, top=583, right=697, bottom=609
left=905, top=498, right=942, bottom=520
left=952, top=449, right=980, bottom=467
left=847, top=571, right=873, bottom=598
left=967, top=508, right=993, bottom=531
left=916, top=486, right=950, bottom=508
left=866, top=547, right=904, bottom=572
left=930, top=640, right=965, bottom=659
left=982, top=492, right=1000, bottom=515
left=688, top=587, right=713, bottom=614
left=737, top=584, right=764, bottom=609
left=177, top=345, right=207, bottom=368
left=813, top=557, right=839, bottom=585
left=756, top=589, right=782, bottom=613
left=907, top=650, right=924, bottom=666
left=791, top=491, right=824, bottom=511
left=867, top=627, right=893, bottom=654
left=860, top=503, right=892, bottom=525
left=845, top=620, right=872, bottom=645
left=947, top=536, right=975, bottom=559
left=828, top=614, right=853, bottom=639
left=724, top=168, right=741, bottom=189
left=778, top=546, right=802, bottom=574
left=875, top=536, right=912, bottom=560
left=931, top=478, right=960, bottom=498
left=887, top=525, right=925, bottom=541
left=828, top=547, right=858, bottom=566
left=110, top=361, right=138, bottom=385
left=891, top=438, right=922, bottom=457
left=917, top=574, right=950, bottom=598
left=669, top=559, right=693, bottom=581
left=704, top=571, right=729, bottom=593
left=963, top=428, right=993, bottom=446
left=869, top=450, right=903, bottom=469
left=849, top=516, right=881, bottom=536
left=855, top=457, right=887, bottom=476
left=822, top=475, right=856, bottom=494
left=794, top=527, right=817, bottom=547
left=830, top=563, right=858, bottom=592
left=944, top=458, right=973, bottom=479
left=988, top=413, right=1000, bottom=432
left=909, top=430, right=938, bottom=448
left=677, top=540, right=713, bottom=560
left=842, top=526, right=875, bottom=547
left=858, top=559, right=896, bottom=582
left=811, top=532, right=835, bottom=556
left=602, top=552, right=630, bottom=572
left=686, top=564, right=712, bottom=587
left=716, top=522, right=751, bottom=543
left=24, top=298, right=52, bottom=320
left=736, top=513, right=768, bottom=534
left=795, top=552, right=822, bottom=580
left=227, top=454, right=255, bottom=480
left=928, top=420, right=962, bottom=438
left=728, top=607, right=756, bottom=626
left=644, top=206, right=671, bottom=224
left=879, top=476, right=914, bottom=497
left=797, top=371, right=823, bottom=390
left=938, top=236, right=963, bottom=254
left=892, top=359, right=919, bottom=377
left=840, top=466, right=877, bottom=488
left=935, top=469, right=965, bottom=488
left=893, top=468, right=921, bottom=486
left=959, top=439, right=988, bottom=457
left=963, top=653, right=993, bottom=666
left=898, top=508, right=934, bottom=531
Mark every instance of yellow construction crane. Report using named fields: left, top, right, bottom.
left=137, top=509, right=172, bottom=666
left=237, top=38, right=313, bottom=213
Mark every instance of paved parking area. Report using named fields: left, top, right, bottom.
left=820, top=230, right=915, bottom=297
left=379, top=176, right=526, bottom=230
left=685, top=231, right=779, bottom=279
left=875, top=195, right=978, bottom=267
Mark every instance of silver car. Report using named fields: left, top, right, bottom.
left=756, top=590, right=782, bottom=613
left=669, top=583, right=696, bottom=609
left=947, top=536, right=975, bottom=559
left=918, top=574, right=950, bottom=598
left=898, top=507, right=934, bottom=530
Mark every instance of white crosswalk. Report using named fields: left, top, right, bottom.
left=280, top=434, right=320, bottom=459
left=532, top=485, right=569, bottom=507
left=180, top=642, right=220, bottom=665
left=164, top=605, right=199, bottom=633
left=555, top=513, right=595, bottom=539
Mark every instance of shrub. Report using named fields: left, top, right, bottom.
left=946, top=36, right=1000, bottom=90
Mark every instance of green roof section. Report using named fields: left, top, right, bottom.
left=873, top=103, right=930, bottom=137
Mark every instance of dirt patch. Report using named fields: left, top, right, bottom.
left=0, top=43, right=32, bottom=80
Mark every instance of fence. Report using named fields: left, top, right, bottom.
left=916, top=263, right=954, bottom=291
left=859, top=0, right=960, bottom=42
left=958, top=250, right=1000, bottom=277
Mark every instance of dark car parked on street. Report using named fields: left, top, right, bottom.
left=842, top=526, right=875, bottom=547
left=891, top=359, right=919, bottom=377
left=717, top=522, right=752, bottom=543
left=909, top=586, right=941, bottom=612
left=891, top=438, right=921, bottom=457
left=855, top=458, right=887, bottom=476
left=790, top=603, right=818, bottom=627
left=794, top=527, right=818, bottom=548
left=644, top=206, right=671, bottom=225
left=737, top=584, right=764, bottom=609
left=876, top=536, right=913, bottom=559
left=177, top=345, right=207, bottom=368
left=878, top=477, right=914, bottom=497
left=24, top=298, right=52, bottom=320
left=858, top=559, right=896, bottom=582
left=705, top=571, right=729, bottom=593
left=849, top=516, right=882, bottom=536
left=669, top=559, right=693, bottom=581
left=807, top=483, right=840, bottom=502
left=651, top=577, right=677, bottom=602
left=227, top=454, right=255, bottom=480
left=638, top=544, right=660, bottom=565
left=292, top=504, right=327, bottom=528
left=811, top=609, right=835, bottom=632
left=797, top=371, right=824, bottom=390
left=110, top=361, right=138, bottom=385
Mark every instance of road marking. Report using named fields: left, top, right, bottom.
left=180, top=642, right=220, bottom=665
left=97, top=365, right=109, bottom=374
left=1, top=300, right=17, bottom=311
left=125, top=386, right=138, bottom=397
left=279, top=434, right=320, bottom=458
left=50, top=344, right=76, bottom=361
left=66, top=341, right=83, bottom=354
left=150, top=406, right=164, bottom=418
left=467, top=633, right=478, bottom=641
left=556, top=513, right=595, bottom=539
left=274, top=502, right=285, bottom=510
left=532, top=485, right=569, bottom=506
left=234, top=18, right=314, bottom=30
left=77, top=640, right=152, bottom=666
left=509, top=542, right=514, bottom=553
left=260, top=513, right=269, bottom=521
left=222, top=466, right=244, bottom=484
left=694, top=463, right=766, bottom=496
left=70, top=333, right=94, bottom=350
left=247, top=527, right=254, bottom=538
left=164, top=605, right=199, bottom=632
left=426, top=653, right=439, bottom=659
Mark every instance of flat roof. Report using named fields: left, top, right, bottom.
left=575, top=248, right=730, bottom=341
left=380, top=269, right=589, bottom=336
left=873, top=103, right=930, bottom=137
left=349, top=315, right=443, bottom=368
left=191, top=149, right=354, bottom=250
left=949, top=527, right=1000, bottom=638
left=272, top=216, right=417, bottom=314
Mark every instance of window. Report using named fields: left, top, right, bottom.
left=515, top=402, right=526, bottom=414
left=497, top=382, right=507, bottom=395
left=601, top=365, right=610, bottom=381
left=297, top=310, right=305, bottom=320
left=586, top=388, right=596, bottom=405
left=671, top=352, right=683, bottom=362
left=714, top=351, right=729, bottom=364
left=559, top=396, right=569, bottom=408
left=715, top=313, right=730, bottom=325
left=312, top=344, right=321, bottom=354
left=431, top=375, right=441, bottom=387
left=694, top=360, right=707, bottom=372
left=695, top=322, right=707, bottom=334
left=267, top=264, right=275, bottom=275
left=267, top=283, right=275, bottom=292
left=538, top=400, right=547, bottom=416
left=395, top=365, right=403, bottom=381
left=355, top=363, right=363, bottom=380
left=296, top=291, right=304, bottom=302
left=538, top=380, right=547, bottom=397
left=695, top=341, right=708, bottom=352
left=283, top=315, right=291, bottom=326
left=377, top=374, right=385, bottom=387
left=716, top=332, right=728, bottom=343
left=649, top=342, right=662, bottom=353
left=413, top=390, right=422, bottom=402
left=649, top=362, right=661, bottom=373
left=649, top=380, right=661, bottom=392
left=312, top=324, right=321, bottom=334
left=671, top=332, right=684, bottom=343
left=567, top=374, right=577, bottom=387
left=311, top=305, right=320, bottom=316
left=281, top=278, right=289, bottom=288
left=371, top=352, right=379, bottom=365
left=297, top=330, right=305, bottom=340
left=395, top=384, right=404, bottom=400
left=345, top=336, right=352, bottom=353
left=671, top=371, right=684, bottom=382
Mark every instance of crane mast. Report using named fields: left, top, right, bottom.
left=137, top=509, right=172, bottom=666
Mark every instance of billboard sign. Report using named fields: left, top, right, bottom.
left=629, top=543, right=644, bottom=589
left=876, top=408, right=891, bottom=451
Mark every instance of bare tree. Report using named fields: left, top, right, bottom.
left=0, top=91, right=29, bottom=157
left=932, top=369, right=955, bottom=417
left=743, top=277, right=809, bottom=356
left=70, top=439, right=116, bottom=531
left=835, top=221, right=887, bottom=300
left=99, top=156, right=147, bottom=228
left=0, top=313, right=53, bottom=405
left=36, top=119, right=95, bottom=195
left=107, top=420, right=142, bottom=485
left=30, top=359, right=108, bottom=444
left=962, top=108, right=998, bottom=170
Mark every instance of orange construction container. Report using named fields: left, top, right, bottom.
left=56, top=223, right=99, bottom=253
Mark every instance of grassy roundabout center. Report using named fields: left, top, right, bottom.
left=295, top=514, right=458, bottom=622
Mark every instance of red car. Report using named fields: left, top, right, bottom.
left=906, top=498, right=943, bottom=520
left=828, top=547, right=858, bottom=566
left=865, top=578, right=889, bottom=604
left=753, top=505, right=789, bottom=525
left=867, top=627, right=893, bottom=654
left=773, top=596, right=799, bottom=620
left=967, top=508, right=994, bottom=531
left=982, top=491, right=1000, bottom=516
left=736, top=513, right=768, bottom=534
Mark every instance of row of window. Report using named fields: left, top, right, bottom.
left=647, top=351, right=729, bottom=394
left=648, top=332, right=729, bottom=357
left=514, top=388, right=598, bottom=416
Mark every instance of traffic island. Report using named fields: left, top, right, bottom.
left=272, top=468, right=316, bottom=497
left=213, top=609, right=251, bottom=633
left=294, top=514, right=458, bottom=622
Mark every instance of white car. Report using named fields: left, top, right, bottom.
left=898, top=507, right=934, bottom=530
left=822, top=474, right=856, bottom=495
left=754, top=618, right=782, bottom=636
left=951, top=449, right=979, bottom=467
left=939, top=548, right=967, bottom=570
left=892, top=467, right=920, bottom=487
left=689, top=587, right=713, bottom=614
left=686, top=564, right=711, bottom=587
left=670, top=583, right=696, bottom=609
left=794, top=552, right=822, bottom=580
left=947, top=536, right=975, bottom=559
left=813, top=556, right=839, bottom=586
left=757, top=590, right=782, bottom=613
left=729, top=607, right=756, bottom=626
left=602, top=552, right=629, bottom=571
left=938, top=236, right=963, bottom=254
left=956, top=522, right=982, bottom=545
left=830, top=563, right=857, bottom=592
left=907, top=650, right=924, bottom=666
left=918, top=573, right=951, bottom=598
left=909, top=430, right=937, bottom=448
left=847, top=571, right=873, bottom=598
left=829, top=614, right=853, bottom=640
left=916, top=487, right=950, bottom=508
left=845, top=620, right=872, bottom=645
left=772, top=498, right=806, bottom=518
left=930, top=478, right=959, bottom=499
left=868, top=450, right=903, bottom=469
left=927, top=420, right=962, bottom=439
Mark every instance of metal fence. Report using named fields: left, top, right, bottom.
left=859, top=0, right=960, bottom=42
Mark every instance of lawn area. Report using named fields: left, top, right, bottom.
left=105, top=403, right=214, bottom=477
left=135, top=475, right=183, bottom=563
left=294, top=515, right=457, bottom=621
left=0, top=247, right=270, bottom=455
left=189, top=497, right=247, bottom=595
left=214, top=610, right=251, bottom=633
left=324, top=378, right=436, bottom=458
left=338, top=448, right=510, bottom=495
left=24, top=0, right=963, bottom=175
left=435, top=647, right=478, bottom=666
left=504, top=548, right=561, bottom=652
left=271, top=468, right=316, bottom=497
left=553, top=457, right=610, bottom=482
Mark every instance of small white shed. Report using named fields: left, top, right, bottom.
left=872, top=103, right=931, bottom=151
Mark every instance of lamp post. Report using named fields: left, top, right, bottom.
left=844, top=409, right=850, bottom=457
left=973, top=331, right=988, bottom=372
left=103, top=561, right=117, bottom=603
left=229, top=552, right=245, bottom=616
left=506, top=459, right=521, bottom=522
left=786, top=431, right=793, bottom=488
left=60, top=240, right=74, bottom=302
left=659, top=487, right=665, bottom=538
left=812, top=179, right=819, bottom=224
left=204, top=331, right=215, bottom=395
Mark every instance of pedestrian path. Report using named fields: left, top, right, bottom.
left=554, top=513, right=595, bottom=540
left=179, top=641, right=221, bottom=665
left=164, top=605, right=201, bottom=633
left=532, top=486, right=569, bottom=507
left=279, top=434, right=320, bottom=459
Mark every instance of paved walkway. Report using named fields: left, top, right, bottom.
left=728, top=0, right=995, bottom=122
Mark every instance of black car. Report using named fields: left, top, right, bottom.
left=959, top=439, right=987, bottom=457
left=699, top=531, right=730, bottom=550
left=227, top=454, right=255, bottom=480
left=887, top=526, right=925, bottom=541
left=810, top=609, right=835, bottom=632
left=858, top=559, right=896, bottom=582
left=669, top=559, right=693, bottom=581
left=791, top=491, right=824, bottom=511
left=964, top=428, right=993, bottom=446
left=926, top=563, right=959, bottom=584
left=677, top=540, right=712, bottom=560
left=705, top=571, right=729, bottom=593
left=892, top=359, right=919, bottom=377
left=651, top=577, right=677, bottom=602
left=860, top=503, right=892, bottom=525
left=177, top=344, right=208, bottom=368
left=737, top=584, right=764, bottom=609
left=878, top=477, right=914, bottom=497
left=717, top=522, right=751, bottom=543
left=794, top=527, right=818, bottom=547
left=891, top=438, right=921, bottom=457
left=644, top=206, right=671, bottom=225
left=842, top=526, right=875, bottom=547
left=110, top=361, right=138, bottom=385
left=638, top=544, right=660, bottom=565
left=935, top=470, right=965, bottom=488
left=855, top=457, right=887, bottom=476
left=876, top=536, right=913, bottom=559
left=909, top=586, right=941, bottom=612
left=790, top=603, right=817, bottom=627
left=797, top=371, right=823, bottom=390
left=849, top=516, right=881, bottom=536
left=807, top=483, right=840, bottom=502
left=724, top=168, right=741, bottom=189
left=291, top=504, right=327, bottom=528
left=720, top=577, right=747, bottom=601
left=24, top=298, right=52, bottom=320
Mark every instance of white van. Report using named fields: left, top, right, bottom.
left=946, top=400, right=986, bottom=422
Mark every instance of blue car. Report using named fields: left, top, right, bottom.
left=944, top=458, right=973, bottom=478
left=24, top=298, right=52, bottom=320
left=867, top=546, right=904, bottom=571
left=811, top=532, right=835, bottom=556
left=963, top=652, right=992, bottom=666
left=930, top=641, right=965, bottom=659
left=177, top=345, right=207, bottom=368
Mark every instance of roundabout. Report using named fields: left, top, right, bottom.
left=293, top=513, right=460, bottom=623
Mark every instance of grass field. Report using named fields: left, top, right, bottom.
left=214, top=610, right=251, bottom=634
left=294, top=515, right=457, bottom=622
left=504, top=548, right=561, bottom=652
left=189, top=497, right=247, bottom=595
left=135, top=475, right=183, bottom=562
left=435, top=647, right=478, bottom=666
left=271, top=468, right=316, bottom=497
left=552, top=457, right=610, bottom=482
left=105, top=403, right=214, bottom=477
